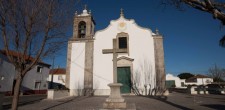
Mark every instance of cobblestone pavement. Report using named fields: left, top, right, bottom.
left=14, top=92, right=225, bottom=110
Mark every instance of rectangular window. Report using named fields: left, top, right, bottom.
left=181, top=82, right=185, bottom=87
left=58, top=75, right=63, bottom=80
left=34, top=81, right=41, bottom=89
left=119, top=37, right=127, bottom=49
left=37, top=66, right=42, bottom=73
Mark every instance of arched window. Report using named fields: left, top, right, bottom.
left=78, top=21, right=86, bottom=38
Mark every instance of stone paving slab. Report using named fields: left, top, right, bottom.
left=5, top=92, right=225, bottom=110
left=100, top=103, right=136, bottom=110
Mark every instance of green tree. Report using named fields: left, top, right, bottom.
left=0, top=0, right=80, bottom=109
left=163, top=0, right=225, bottom=47
left=177, top=73, right=194, bottom=79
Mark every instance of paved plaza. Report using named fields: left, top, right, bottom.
left=4, top=92, right=225, bottom=110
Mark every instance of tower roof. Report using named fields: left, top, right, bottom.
left=78, top=5, right=90, bottom=16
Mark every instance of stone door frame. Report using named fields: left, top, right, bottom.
left=117, top=56, right=134, bottom=94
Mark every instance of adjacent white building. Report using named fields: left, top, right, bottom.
left=66, top=8, right=166, bottom=96
left=48, top=68, right=66, bottom=88
left=166, top=74, right=185, bottom=88
left=0, top=53, right=16, bottom=93
left=185, top=74, right=213, bottom=86
left=0, top=50, right=50, bottom=95
left=166, top=74, right=213, bottom=88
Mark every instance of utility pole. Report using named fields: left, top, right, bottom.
left=50, top=56, right=55, bottom=89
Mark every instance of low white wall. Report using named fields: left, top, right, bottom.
left=47, top=90, right=54, bottom=99
left=187, top=86, right=210, bottom=95
left=48, top=90, right=69, bottom=99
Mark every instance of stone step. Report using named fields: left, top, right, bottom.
left=100, top=103, right=136, bottom=110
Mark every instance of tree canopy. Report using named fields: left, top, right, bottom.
left=177, top=73, right=194, bottom=79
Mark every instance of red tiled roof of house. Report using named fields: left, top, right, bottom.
left=185, top=74, right=211, bottom=83
left=193, top=74, right=210, bottom=78
left=0, top=50, right=35, bottom=61
left=49, top=68, right=66, bottom=75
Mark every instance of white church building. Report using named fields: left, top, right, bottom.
left=66, top=8, right=165, bottom=96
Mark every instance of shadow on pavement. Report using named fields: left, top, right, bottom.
left=192, top=95, right=225, bottom=101
left=145, top=96, right=192, bottom=110
left=201, top=104, right=225, bottom=110
left=43, top=96, right=90, bottom=110
left=3, top=98, right=44, bottom=109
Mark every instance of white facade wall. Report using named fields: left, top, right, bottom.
left=166, top=74, right=182, bottom=88
left=186, top=78, right=213, bottom=86
left=69, top=42, right=86, bottom=96
left=69, top=15, right=158, bottom=95
left=0, top=54, right=16, bottom=92
left=22, top=65, right=49, bottom=91
left=93, top=17, right=156, bottom=95
left=196, top=78, right=213, bottom=85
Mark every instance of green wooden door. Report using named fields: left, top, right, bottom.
left=117, top=67, right=131, bottom=93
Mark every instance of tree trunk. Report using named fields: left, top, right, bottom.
left=11, top=76, right=22, bottom=110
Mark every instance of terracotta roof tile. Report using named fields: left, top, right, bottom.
left=185, top=74, right=211, bottom=82
left=0, top=50, right=34, bottom=61
left=49, top=68, right=66, bottom=75
left=193, top=74, right=210, bottom=78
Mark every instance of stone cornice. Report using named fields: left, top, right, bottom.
left=117, top=56, right=134, bottom=61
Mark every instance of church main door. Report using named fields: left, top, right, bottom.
left=117, top=67, right=131, bottom=93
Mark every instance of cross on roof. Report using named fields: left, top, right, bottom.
left=120, top=8, right=124, bottom=17
left=102, top=39, right=127, bottom=83
left=84, top=4, right=87, bottom=10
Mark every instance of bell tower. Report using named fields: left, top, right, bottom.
left=66, top=5, right=95, bottom=96
left=153, top=29, right=165, bottom=91
left=73, top=5, right=95, bottom=40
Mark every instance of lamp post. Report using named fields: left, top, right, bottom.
left=0, top=75, right=4, bottom=110
left=50, top=56, right=55, bottom=89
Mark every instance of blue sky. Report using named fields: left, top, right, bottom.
left=53, top=0, right=225, bottom=76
